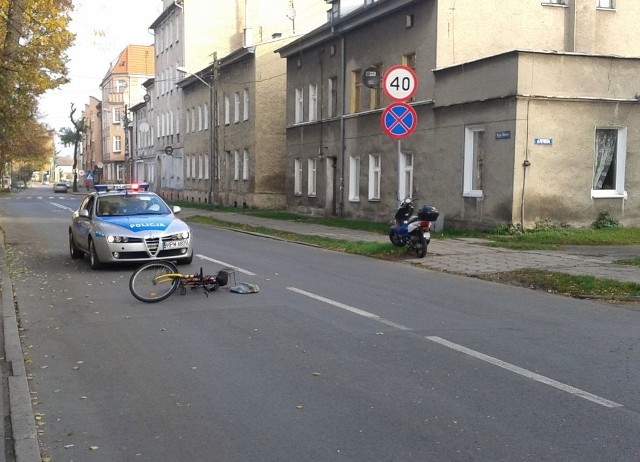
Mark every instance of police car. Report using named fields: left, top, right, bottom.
left=69, top=183, right=193, bottom=269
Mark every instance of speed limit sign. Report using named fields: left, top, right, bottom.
left=382, top=65, right=418, bottom=102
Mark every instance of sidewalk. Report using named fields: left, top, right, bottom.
left=178, top=208, right=640, bottom=285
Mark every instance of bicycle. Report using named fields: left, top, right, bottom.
left=129, top=260, right=236, bottom=303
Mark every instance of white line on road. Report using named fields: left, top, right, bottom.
left=50, top=202, right=75, bottom=212
left=196, top=254, right=256, bottom=276
left=287, top=287, right=413, bottom=330
left=287, top=286, right=623, bottom=409
left=426, top=336, right=623, bottom=408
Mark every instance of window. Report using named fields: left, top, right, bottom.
left=328, top=76, right=338, bottom=118
left=368, top=154, right=381, bottom=200
left=224, top=95, right=230, bottom=125
left=349, top=155, right=360, bottom=201
left=243, top=149, right=249, bottom=180
left=185, top=109, right=190, bottom=133
left=402, top=53, right=417, bottom=102
left=294, top=158, right=302, bottom=195
left=234, top=92, right=240, bottom=123
left=400, top=152, right=413, bottom=199
left=192, top=156, right=197, bottom=179
left=191, top=108, right=196, bottom=133
left=295, top=87, right=304, bottom=124
left=351, top=69, right=362, bottom=113
left=113, top=107, right=122, bottom=124
left=204, top=103, right=209, bottom=130
left=370, top=63, right=383, bottom=110
left=596, top=0, right=614, bottom=8
left=592, top=127, right=627, bottom=198
left=307, top=158, right=317, bottom=196
left=406, top=14, right=414, bottom=28
left=463, top=125, right=485, bottom=197
left=198, top=155, right=204, bottom=179
left=186, top=154, right=191, bottom=178
left=116, top=80, right=127, bottom=93
left=113, top=135, right=122, bottom=152
left=243, top=89, right=249, bottom=121
left=542, top=0, right=567, bottom=4
left=198, top=106, right=203, bottom=131
left=308, top=84, right=318, bottom=121
left=234, top=150, right=241, bottom=180
left=204, top=154, right=209, bottom=180
left=403, top=53, right=416, bottom=71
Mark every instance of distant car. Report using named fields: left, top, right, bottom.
left=53, top=182, right=68, bottom=193
left=15, top=181, right=25, bottom=189
left=68, top=183, right=193, bottom=269
left=64, top=180, right=72, bottom=188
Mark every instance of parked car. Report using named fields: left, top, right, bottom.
left=68, top=183, right=193, bottom=269
left=53, top=182, right=68, bottom=193
left=15, top=181, right=25, bottom=189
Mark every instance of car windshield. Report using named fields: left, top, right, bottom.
left=96, top=195, right=171, bottom=217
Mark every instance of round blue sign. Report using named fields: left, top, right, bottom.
left=381, top=102, right=417, bottom=139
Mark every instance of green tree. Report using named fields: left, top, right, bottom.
left=58, top=103, right=85, bottom=192
left=0, top=0, right=73, bottom=174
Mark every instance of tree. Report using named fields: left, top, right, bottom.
left=0, top=0, right=73, bottom=171
left=58, top=103, right=85, bottom=192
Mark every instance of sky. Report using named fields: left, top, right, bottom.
left=38, top=0, right=163, bottom=155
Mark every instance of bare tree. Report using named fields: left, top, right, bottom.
left=58, top=104, right=86, bottom=192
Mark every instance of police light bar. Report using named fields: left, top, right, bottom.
left=94, top=183, right=150, bottom=193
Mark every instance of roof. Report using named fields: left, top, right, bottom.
left=101, top=45, right=155, bottom=85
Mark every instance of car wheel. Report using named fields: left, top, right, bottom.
left=69, top=229, right=83, bottom=259
left=89, top=239, right=103, bottom=270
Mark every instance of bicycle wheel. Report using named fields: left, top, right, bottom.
left=129, top=261, right=180, bottom=303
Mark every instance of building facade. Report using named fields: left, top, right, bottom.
left=277, top=0, right=640, bottom=229
left=156, top=0, right=326, bottom=205
left=99, top=45, right=155, bottom=184
left=80, top=96, right=103, bottom=187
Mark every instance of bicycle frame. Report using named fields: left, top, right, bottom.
left=129, top=260, right=235, bottom=303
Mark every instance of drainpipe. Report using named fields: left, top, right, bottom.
left=520, top=98, right=531, bottom=228
left=338, top=33, right=346, bottom=217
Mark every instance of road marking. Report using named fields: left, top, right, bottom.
left=196, top=254, right=256, bottom=276
left=50, top=202, right=75, bottom=212
left=287, top=287, right=412, bottom=330
left=426, top=336, right=623, bottom=408
left=287, top=287, right=623, bottom=409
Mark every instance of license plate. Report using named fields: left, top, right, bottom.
left=163, top=239, right=188, bottom=249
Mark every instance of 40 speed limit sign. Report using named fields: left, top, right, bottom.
left=382, top=65, right=418, bottom=102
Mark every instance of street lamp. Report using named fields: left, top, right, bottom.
left=177, top=64, right=218, bottom=206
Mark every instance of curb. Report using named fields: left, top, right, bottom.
left=1, top=230, right=40, bottom=462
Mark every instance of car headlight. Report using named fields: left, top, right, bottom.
left=107, top=235, right=131, bottom=243
left=166, top=231, right=190, bottom=240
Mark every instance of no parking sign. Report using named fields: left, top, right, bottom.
left=381, top=102, right=417, bottom=139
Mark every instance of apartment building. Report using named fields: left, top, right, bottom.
left=129, top=78, right=156, bottom=188
left=277, top=0, right=640, bottom=229
left=80, top=96, right=103, bottom=186
left=99, top=45, right=155, bottom=184
left=151, top=0, right=326, bottom=205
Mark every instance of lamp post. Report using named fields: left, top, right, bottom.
left=177, top=63, right=218, bottom=206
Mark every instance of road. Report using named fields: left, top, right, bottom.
left=0, top=186, right=639, bottom=461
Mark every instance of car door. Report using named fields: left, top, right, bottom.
left=74, top=195, right=95, bottom=251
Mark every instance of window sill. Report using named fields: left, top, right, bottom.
left=591, top=190, right=627, bottom=199
left=462, top=190, right=484, bottom=199
left=349, top=198, right=360, bottom=203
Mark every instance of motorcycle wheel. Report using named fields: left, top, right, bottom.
left=389, top=229, right=404, bottom=247
left=413, top=234, right=428, bottom=258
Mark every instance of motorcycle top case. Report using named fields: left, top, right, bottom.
left=418, top=205, right=439, bottom=221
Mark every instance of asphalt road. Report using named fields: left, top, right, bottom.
left=0, top=188, right=639, bottom=461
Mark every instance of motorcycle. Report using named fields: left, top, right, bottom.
left=389, top=198, right=439, bottom=258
